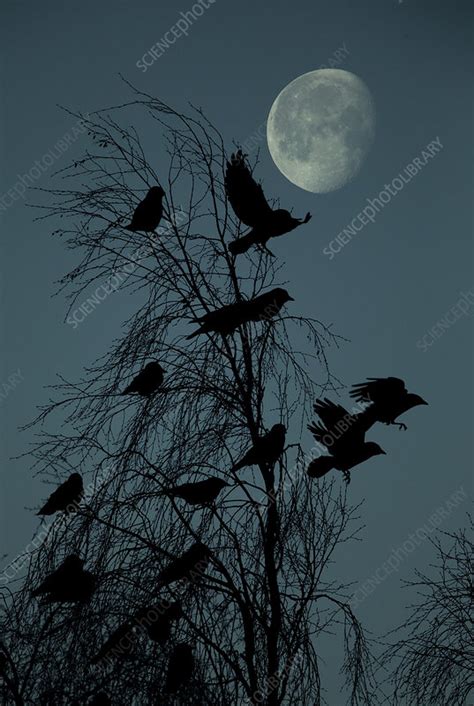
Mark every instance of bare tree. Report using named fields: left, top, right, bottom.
left=383, top=517, right=474, bottom=705
left=1, top=82, right=379, bottom=705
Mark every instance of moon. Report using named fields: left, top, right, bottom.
left=267, top=69, right=375, bottom=193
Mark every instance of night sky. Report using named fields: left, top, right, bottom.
left=1, top=0, right=472, bottom=700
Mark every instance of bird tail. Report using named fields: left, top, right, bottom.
left=228, top=231, right=257, bottom=255
left=307, top=457, right=335, bottom=479
left=124, top=223, right=134, bottom=231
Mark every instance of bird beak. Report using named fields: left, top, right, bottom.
left=420, top=398, right=428, bottom=405
left=288, top=296, right=295, bottom=301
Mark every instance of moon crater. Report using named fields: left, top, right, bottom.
left=267, top=70, right=375, bottom=193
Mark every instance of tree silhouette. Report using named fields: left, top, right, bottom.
left=383, top=517, right=474, bottom=706
left=0, top=83, right=380, bottom=705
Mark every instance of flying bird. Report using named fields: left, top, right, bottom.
left=160, top=477, right=229, bottom=506
left=307, top=398, right=386, bottom=483
left=125, top=186, right=165, bottom=233
left=350, top=377, right=427, bottom=430
left=157, top=543, right=211, bottom=590
left=225, top=150, right=311, bottom=255
left=232, top=424, right=286, bottom=472
left=122, top=361, right=165, bottom=396
left=137, top=601, right=182, bottom=644
left=37, top=473, right=84, bottom=516
left=91, top=622, right=136, bottom=664
left=187, top=288, right=293, bottom=339
left=32, top=554, right=96, bottom=603
left=165, top=643, right=194, bottom=694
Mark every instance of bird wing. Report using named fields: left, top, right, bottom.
left=225, top=151, right=273, bottom=227
left=38, top=483, right=66, bottom=513
left=350, top=377, right=407, bottom=405
left=308, top=398, right=366, bottom=451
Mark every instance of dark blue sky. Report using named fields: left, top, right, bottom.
left=1, top=0, right=472, bottom=699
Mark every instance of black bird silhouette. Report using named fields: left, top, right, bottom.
left=138, top=600, right=182, bottom=644
left=160, top=477, right=229, bottom=505
left=350, top=377, right=427, bottom=430
left=165, top=643, right=194, bottom=694
left=232, top=424, right=286, bottom=472
left=122, top=361, right=165, bottom=396
left=37, top=473, right=83, bottom=515
left=307, top=399, right=386, bottom=483
left=187, top=288, right=293, bottom=339
left=157, top=543, right=211, bottom=590
left=91, top=622, right=137, bottom=664
left=125, top=186, right=165, bottom=233
left=32, top=554, right=96, bottom=603
left=225, top=150, right=311, bottom=255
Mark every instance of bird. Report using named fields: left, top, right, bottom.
left=91, top=622, right=136, bottom=664
left=160, top=477, right=229, bottom=506
left=32, top=554, right=96, bottom=603
left=307, top=398, right=386, bottom=483
left=125, top=186, right=165, bottom=233
left=164, top=643, right=194, bottom=694
left=350, top=377, right=428, bottom=430
left=122, top=361, right=165, bottom=396
left=37, top=473, right=84, bottom=516
left=32, top=555, right=84, bottom=596
left=137, top=600, right=182, bottom=644
left=157, top=543, right=211, bottom=590
left=225, top=150, right=312, bottom=255
left=232, top=424, right=286, bottom=472
left=187, top=288, right=293, bottom=339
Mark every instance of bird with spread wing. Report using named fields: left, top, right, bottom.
left=350, top=377, right=427, bottom=430
left=225, top=150, right=311, bottom=255
left=307, top=398, right=386, bottom=483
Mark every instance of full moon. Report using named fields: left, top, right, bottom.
left=267, top=69, right=375, bottom=193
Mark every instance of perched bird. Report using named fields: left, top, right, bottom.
left=160, top=477, right=229, bottom=506
left=187, top=288, right=293, bottom=339
left=307, top=399, right=386, bottom=483
left=125, top=186, right=165, bottom=233
left=165, top=643, right=194, bottom=694
left=91, top=622, right=136, bottom=664
left=137, top=600, right=182, bottom=644
left=350, top=377, right=427, bottom=430
left=32, top=555, right=83, bottom=596
left=37, top=473, right=84, bottom=516
left=225, top=150, right=312, bottom=255
left=232, top=424, right=286, bottom=472
left=32, top=554, right=96, bottom=603
left=122, top=361, right=165, bottom=396
left=157, top=543, right=211, bottom=590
